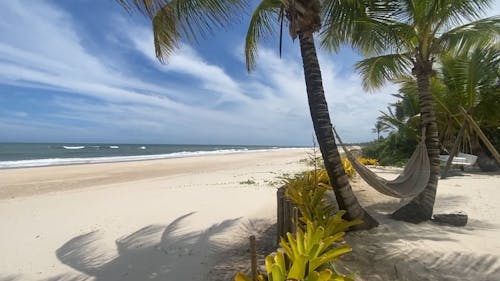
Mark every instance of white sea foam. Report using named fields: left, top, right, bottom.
left=63, top=146, right=85, bottom=150
left=0, top=148, right=303, bottom=169
left=109, top=146, right=119, bottom=149
left=139, top=146, right=146, bottom=149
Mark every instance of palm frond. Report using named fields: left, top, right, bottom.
left=431, top=0, right=492, bottom=29
left=321, top=0, right=411, bottom=55
left=378, top=109, right=403, bottom=131
left=244, top=0, right=281, bottom=72
left=117, top=0, right=167, bottom=17
left=436, top=16, right=500, bottom=55
left=356, top=53, right=413, bottom=91
left=117, top=0, right=249, bottom=62
left=440, top=46, right=500, bottom=109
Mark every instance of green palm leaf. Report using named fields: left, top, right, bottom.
left=437, top=16, right=500, bottom=55
left=117, top=0, right=248, bottom=62
left=356, top=53, right=413, bottom=90
left=245, top=0, right=281, bottom=71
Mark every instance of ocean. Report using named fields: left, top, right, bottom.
left=0, top=143, right=295, bottom=169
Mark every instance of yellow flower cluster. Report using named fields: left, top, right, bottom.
left=357, top=157, right=379, bottom=166
left=341, top=157, right=356, bottom=178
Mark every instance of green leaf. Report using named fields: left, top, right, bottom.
left=265, top=254, right=274, bottom=275
left=271, top=263, right=285, bottom=281
left=296, top=228, right=305, bottom=254
left=245, top=0, right=281, bottom=71
left=280, top=237, right=294, bottom=261
left=317, top=269, right=333, bottom=281
left=287, top=254, right=307, bottom=280
left=234, top=272, right=253, bottom=281
left=356, top=53, right=413, bottom=91
left=286, top=232, right=299, bottom=258
left=305, top=271, right=320, bottom=281
left=274, top=251, right=286, bottom=274
left=309, top=245, right=352, bottom=272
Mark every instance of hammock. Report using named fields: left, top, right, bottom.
left=333, top=128, right=430, bottom=198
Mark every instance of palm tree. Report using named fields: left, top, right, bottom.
left=373, top=92, right=421, bottom=165
left=399, top=47, right=500, bottom=156
left=117, top=0, right=380, bottom=229
left=322, top=0, right=499, bottom=222
left=438, top=47, right=500, bottom=148
left=377, top=93, right=420, bottom=140
left=244, top=1, right=378, bottom=229
left=428, top=47, right=499, bottom=171
left=372, top=120, right=389, bottom=140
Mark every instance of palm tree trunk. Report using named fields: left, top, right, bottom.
left=392, top=62, right=440, bottom=223
left=298, top=32, right=378, bottom=230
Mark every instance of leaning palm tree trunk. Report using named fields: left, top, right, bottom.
left=298, top=32, right=378, bottom=229
left=392, top=63, right=440, bottom=223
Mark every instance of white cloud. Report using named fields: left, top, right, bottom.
left=0, top=0, right=400, bottom=145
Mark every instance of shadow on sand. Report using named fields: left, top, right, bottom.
left=336, top=194, right=500, bottom=281
left=31, top=212, right=241, bottom=281
left=208, top=219, right=278, bottom=281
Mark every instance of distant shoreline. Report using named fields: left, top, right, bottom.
left=0, top=143, right=307, bottom=169
left=0, top=148, right=311, bottom=200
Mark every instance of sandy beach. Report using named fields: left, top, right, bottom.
left=0, top=149, right=310, bottom=281
left=1, top=149, right=499, bottom=281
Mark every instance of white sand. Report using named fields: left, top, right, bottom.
left=1, top=150, right=499, bottom=281
left=343, top=167, right=500, bottom=281
left=0, top=149, right=310, bottom=281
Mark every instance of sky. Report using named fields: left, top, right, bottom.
left=0, top=1, right=499, bottom=146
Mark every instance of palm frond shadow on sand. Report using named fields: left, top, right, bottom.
left=337, top=191, right=500, bottom=281
left=51, top=212, right=240, bottom=281
left=208, top=218, right=278, bottom=281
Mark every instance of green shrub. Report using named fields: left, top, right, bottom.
left=362, top=134, right=416, bottom=166
left=282, top=166, right=360, bottom=231
left=234, top=220, right=354, bottom=281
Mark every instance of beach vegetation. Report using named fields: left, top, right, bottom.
left=357, top=158, right=379, bottom=166
left=372, top=120, right=389, bottom=141
left=235, top=219, right=354, bottom=281
left=240, top=179, right=257, bottom=185
left=283, top=161, right=360, bottom=233
left=336, top=0, right=500, bottom=222
left=299, top=155, right=324, bottom=169
left=235, top=155, right=358, bottom=281
left=363, top=91, right=422, bottom=166
left=364, top=45, right=499, bottom=168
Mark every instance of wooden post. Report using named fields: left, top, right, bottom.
left=250, top=235, right=257, bottom=281
left=283, top=199, right=291, bottom=236
left=442, top=122, right=467, bottom=179
left=292, top=207, right=299, bottom=235
left=459, top=106, right=500, bottom=165
left=277, top=187, right=285, bottom=244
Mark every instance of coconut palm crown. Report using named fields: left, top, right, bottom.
left=321, top=0, right=499, bottom=223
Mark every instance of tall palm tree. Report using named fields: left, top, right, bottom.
left=245, top=1, right=377, bottom=229
left=322, top=0, right=499, bottom=222
left=117, top=0, right=380, bottom=229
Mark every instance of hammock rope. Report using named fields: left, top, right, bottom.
left=333, top=127, right=430, bottom=198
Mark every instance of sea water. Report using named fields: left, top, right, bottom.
left=0, top=143, right=293, bottom=169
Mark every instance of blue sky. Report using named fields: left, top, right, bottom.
left=0, top=1, right=499, bottom=145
